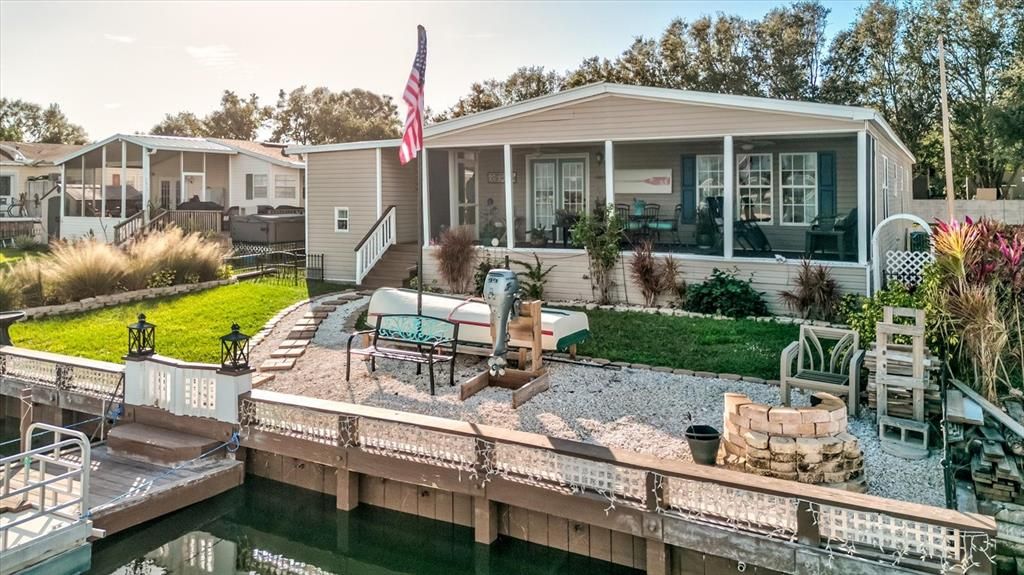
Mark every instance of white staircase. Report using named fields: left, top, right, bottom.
left=355, top=205, right=397, bottom=285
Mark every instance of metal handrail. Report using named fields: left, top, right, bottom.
left=0, top=423, right=91, bottom=552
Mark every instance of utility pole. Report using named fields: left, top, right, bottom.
left=938, top=35, right=956, bottom=221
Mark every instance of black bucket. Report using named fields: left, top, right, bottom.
left=684, top=424, right=721, bottom=466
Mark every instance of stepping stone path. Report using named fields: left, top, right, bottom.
left=257, top=291, right=365, bottom=374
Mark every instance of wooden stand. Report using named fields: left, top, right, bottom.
left=503, top=300, right=544, bottom=373
left=461, top=368, right=550, bottom=409
left=874, top=307, right=931, bottom=459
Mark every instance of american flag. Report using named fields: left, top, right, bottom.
left=399, top=25, right=427, bottom=165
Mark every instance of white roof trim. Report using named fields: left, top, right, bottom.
left=289, top=83, right=914, bottom=162
left=55, top=134, right=238, bottom=165
left=285, top=139, right=401, bottom=155
left=213, top=141, right=305, bottom=168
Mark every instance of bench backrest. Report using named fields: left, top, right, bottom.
left=797, top=325, right=859, bottom=374
left=373, top=314, right=459, bottom=349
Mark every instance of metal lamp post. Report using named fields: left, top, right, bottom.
left=127, top=313, right=155, bottom=357
left=220, top=323, right=251, bottom=372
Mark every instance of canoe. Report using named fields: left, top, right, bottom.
left=366, top=288, right=589, bottom=351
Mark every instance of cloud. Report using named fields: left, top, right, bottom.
left=104, top=34, right=136, bottom=44
left=185, top=45, right=239, bottom=68
left=104, top=102, right=122, bottom=110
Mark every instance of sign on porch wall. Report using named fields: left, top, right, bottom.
left=614, top=169, right=673, bottom=195
left=487, top=171, right=517, bottom=184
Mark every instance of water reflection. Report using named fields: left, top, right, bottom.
left=93, top=476, right=640, bottom=575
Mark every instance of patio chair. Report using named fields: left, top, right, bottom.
left=806, top=208, right=858, bottom=261
left=648, top=204, right=682, bottom=246
left=734, top=220, right=773, bottom=254
left=780, top=325, right=864, bottom=415
left=640, top=203, right=660, bottom=239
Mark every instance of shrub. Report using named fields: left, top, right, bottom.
left=836, top=282, right=928, bottom=348
left=474, top=253, right=501, bottom=296
left=571, top=205, right=623, bottom=304
left=13, top=235, right=47, bottom=252
left=433, top=226, right=477, bottom=293
left=125, top=228, right=227, bottom=289
left=630, top=241, right=680, bottom=307
left=685, top=268, right=768, bottom=318
left=514, top=253, right=556, bottom=300
left=5, top=256, right=48, bottom=307
left=662, top=256, right=686, bottom=307
left=779, top=260, right=843, bottom=321
left=45, top=240, right=127, bottom=302
left=0, top=271, right=21, bottom=310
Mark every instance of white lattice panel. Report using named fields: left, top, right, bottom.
left=492, top=443, right=647, bottom=501
left=818, top=506, right=962, bottom=560
left=70, top=367, right=122, bottom=396
left=2, top=354, right=58, bottom=384
left=183, top=376, right=217, bottom=417
left=241, top=400, right=339, bottom=445
left=886, top=250, right=934, bottom=287
left=663, top=477, right=798, bottom=535
left=359, top=419, right=477, bottom=469
left=145, top=369, right=172, bottom=410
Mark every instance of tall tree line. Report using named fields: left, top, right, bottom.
left=438, top=0, right=1023, bottom=193
left=0, top=99, right=88, bottom=144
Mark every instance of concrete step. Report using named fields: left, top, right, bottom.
left=107, top=423, right=224, bottom=466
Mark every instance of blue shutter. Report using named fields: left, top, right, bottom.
left=681, top=155, right=697, bottom=223
left=817, top=151, right=836, bottom=217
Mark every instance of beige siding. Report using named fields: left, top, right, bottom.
left=422, top=247, right=867, bottom=316
left=379, top=149, right=418, bottom=244
left=426, top=94, right=863, bottom=148
left=307, top=149, right=376, bottom=282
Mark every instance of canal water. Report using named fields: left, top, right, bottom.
left=1, top=418, right=639, bottom=574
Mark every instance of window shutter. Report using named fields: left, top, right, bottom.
left=817, top=151, right=836, bottom=217
left=680, top=155, right=697, bottom=223
left=245, top=174, right=253, bottom=200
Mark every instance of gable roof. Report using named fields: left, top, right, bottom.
left=286, top=82, right=913, bottom=162
left=55, top=134, right=236, bottom=165
left=0, top=142, right=84, bottom=165
left=209, top=138, right=305, bottom=168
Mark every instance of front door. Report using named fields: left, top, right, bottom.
left=183, top=172, right=205, bottom=203
left=453, top=153, right=478, bottom=234
left=530, top=158, right=587, bottom=232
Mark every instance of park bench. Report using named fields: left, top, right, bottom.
left=780, top=325, right=864, bottom=415
left=346, top=313, right=459, bottom=395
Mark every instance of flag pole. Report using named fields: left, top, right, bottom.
left=417, top=152, right=424, bottom=315
left=938, top=34, right=956, bottom=221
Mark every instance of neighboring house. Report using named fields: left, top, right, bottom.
left=53, top=134, right=304, bottom=242
left=0, top=141, right=83, bottom=237
left=288, top=82, right=917, bottom=313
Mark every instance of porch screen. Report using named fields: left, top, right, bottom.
left=530, top=158, right=585, bottom=231
left=818, top=151, right=837, bottom=218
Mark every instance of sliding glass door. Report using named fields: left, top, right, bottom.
left=530, top=157, right=587, bottom=232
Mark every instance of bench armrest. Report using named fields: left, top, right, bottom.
left=780, top=341, right=800, bottom=380
left=346, top=329, right=378, bottom=353
left=847, top=348, right=865, bottom=416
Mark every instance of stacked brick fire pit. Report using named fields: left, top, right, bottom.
left=721, top=392, right=867, bottom=492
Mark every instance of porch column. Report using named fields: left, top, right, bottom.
left=723, top=135, right=735, bottom=259
left=421, top=148, right=430, bottom=246
left=857, top=130, right=868, bottom=265
left=202, top=153, right=207, bottom=201
left=604, top=140, right=615, bottom=208
left=375, top=148, right=383, bottom=218
left=142, top=147, right=151, bottom=225
left=120, top=140, right=127, bottom=218
left=179, top=151, right=184, bottom=207
left=59, top=163, right=65, bottom=220
left=80, top=156, right=86, bottom=216
left=100, top=145, right=107, bottom=220
left=504, top=144, right=514, bottom=249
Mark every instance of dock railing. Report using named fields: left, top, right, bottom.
left=0, top=423, right=91, bottom=552
left=0, top=346, right=124, bottom=399
left=241, top=389, right=996, bottom=574
left=124, top=355, right=251, bottom=423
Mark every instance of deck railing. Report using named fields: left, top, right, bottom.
left=0, top=345, right=124, bottom=399
left=168, top=210, right=222, bottom=234
left=0, top=423, right=91, bottom=552
left=124, top=355, right=251, bottom=423
left=241, top=389, right=996, bottom=574
left=354, top=205, right=396, bottom=285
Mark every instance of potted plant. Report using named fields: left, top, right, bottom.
left=683, top=413, right=721, bottom=466
left=695, top=205, right=717, bottom=250
left=555, top=209, right=580, bottom=248
left=529, top=227, right=548, bottom=248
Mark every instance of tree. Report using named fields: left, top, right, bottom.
left=563, top=56, right=618, bottom=88
left=688, top=14, right=757, bottom=95
left=270, top=86, right=400, bottom=145
left=750, top=2, right=830, bottom=99
left=658, top=19, right=701, bottom=89
left=613, top=37, right=666, bottom=87
left=204, top=91, right=273, bottom=140
left=151, top=112, right=207, bottom=137
left=0, top=99, right=87, bottom=144
left=439, top=66, right=562, bottom=120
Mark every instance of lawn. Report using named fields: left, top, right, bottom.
left=0, top=248, right=29, bottom=266
left=10, top=280, right=347, bottom=364
left=575, top=309, right=799, bottom=380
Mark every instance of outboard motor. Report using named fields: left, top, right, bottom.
left=483, top=269, right=521, bottom=376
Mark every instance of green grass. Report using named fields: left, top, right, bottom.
left=10, top=280, right=348, bottom=364
left=0, top=248, right=29, bottom=266
left=575, top=309, right=799, bottom=380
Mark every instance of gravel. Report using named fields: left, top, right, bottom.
left=256, top=298, right=946, bottom=508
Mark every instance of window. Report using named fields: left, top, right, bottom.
left=736, top=153, right=772, bottom=222
left=160, top=180, right=172, bottom=209
left=334, top=207, right=350, bottom=232
left=111, top=173, right=120, bottom=187
left=0, top=175, right=11, bottom=197
left=275, top=174, right=297, bottom=198
left=696, top=155, right=724, bottom=206
left=246, top=174, right=268, bottom=200
left=780, top=153, right=817, bottom=224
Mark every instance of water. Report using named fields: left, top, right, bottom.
left=88, top=475, right=641, bottom=575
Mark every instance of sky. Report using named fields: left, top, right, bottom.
left=0, top=1, right=868, bottom=141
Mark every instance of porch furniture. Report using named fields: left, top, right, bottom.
left=805, top=208, right=857, bottom=261
left=648, top=204, right=683, bottom=246
left=734, top=219, right=773, bottom=254
left=780, top=325, right=864, bottom=416
left=346, top=313, right=460, bottom=395
left=873, top=307, right=931, bottom=459
left=639, top=203, right=661, bottom=239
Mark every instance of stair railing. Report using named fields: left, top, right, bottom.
left=354, top=205, right=397, bottom=285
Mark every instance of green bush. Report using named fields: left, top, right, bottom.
left=0, top=271, right=21, bottom=310
left=685, top=268, right=769, bottom=318
left=836, top=282, right=930, bottom=347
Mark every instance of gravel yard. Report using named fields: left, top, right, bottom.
left=258, top=296, right=946, bottom=508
